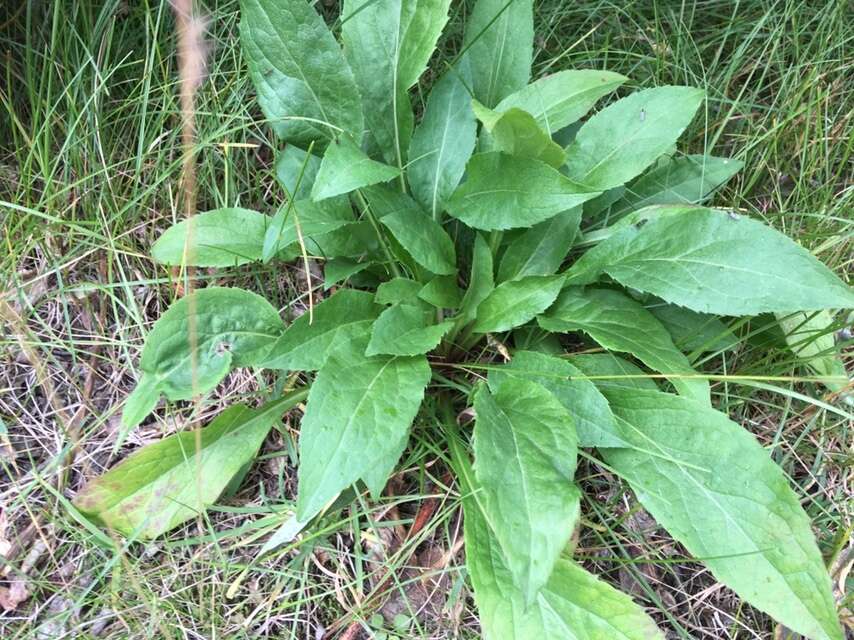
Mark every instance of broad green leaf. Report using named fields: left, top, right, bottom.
left=376, top=277, right=423, bottom=305
left=607, top=154, right=743, bottom=219
left=489, top=351, right=626, bottom=448
left=495, top=69, right=627, bottom=134
left=259, top=289, right=382, bottom=371
left=473, top=382, right=579, bottom=603
left=275, top=145, right=321, bottom=200
left=323, top=258, right=372, bottom=290
left=565, top=86, right=704, bottom=190
left=311, top=135, right=400, bottom=201
left=458, top=233, right=494, bottom=325
left=366, top=304, right=454, bottom=356
left=76, top=392, right=305, bottom=538
left=570, top=353, right=659, bottom=392
left=342, top=0, right=452, bottom=165
left=566, top=207, right=854, bottom=314
left=539, top=288, right=710, bottom=404
left=600, top=388, right=844, bottom=640
left=152, top=208, right=268, bottom=267
left=123, top=288, right=284, bottom=430
left=497, top=207, right=581, bottom=282
left=777, top=310, right=850, bottom=396
left=512, top=326, right=563, bottom=356
left=407, top=66, right=477, bottom=218
left=303, top=220, right=378, bottom=258
left=366, top=189, right=456, bottom=274
left=648, top=303, right=738, bottom=353
left=262, top=198, right=355, bottom=262
left=464, top=492, right=663, bottom=640
left=418, top=275, right=464, bottom=309
left=474, top=275, right=564, bottom=334
left=474, top=103, right=566, bottom=168
left=240, top=0, right=363, bottom=145
left=296, top=339, right=430, bottom=520
left=462, top=0, right=533, bottom=107
left=447, top=152, right=600, bottom=230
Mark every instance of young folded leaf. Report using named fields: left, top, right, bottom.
left=464, top=493, right=664, bottom=640
left=539, top=287, right=710, bottom=404
left=152, top=208, right=268, bottom=267
left=462, top=0, right=533, bottom=108
left=408, top=64, right=477, bottom=219
left=259, top=289, right=382, bottom=371
left=311, top=135, right=400, bottom=201
left=565, top=86, right=704, bottom=190
left=494, top=69, right=627, bottom=134
left=566, top=207, right=854, bottom=314
left=600, top=388, right=844, bottom=640
left=122, top=288, right=285, bottom=431
left=474, top=102, right=567, bottom=167
left=296, top=335, right=430, bottom=520
left=488, top=350, right=626, bottom=448
left=447, top=152, right=600, bottom=230
left=473, top=381, right=580, bottom=604
left=366, top=304, right=454, bottom=356
left=240, top=0, right=363, bottom=145
left=473, top=275, right=565, bottom=334
left=76, top=392, right=306, bottom=538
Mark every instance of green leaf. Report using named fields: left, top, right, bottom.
left=473, top=275, right=564, bottom=333
left=123, top=288, right=285, bottom=430
left=151, top=208, right=268, bottom=267
left=539, top=288, right=710, bottom=404
left=407, top=66, right=477, bottom=218
left=489, top=351, right=626, bottom=448
left=648, top=303, right=738, bottom=353
left=365, top=188, right=456, bottom=274
left=607, top=154, right=743, bottom=219
left=458, top=233, right=494, bottom=325
left=447, top=152, right=600, bottom=230
left=296, top=339, right=430, bottom=520
left=565, top=86, right=704, bottom=190
left=342, top=0, right=452, bottom=165
left=323, top=258, right=372, bottom=290
left=570, top=353, right=659, bottom=392
left=311, top=135, right=400, bottom=201
left=497, top=207, right=581, bottom=282
left=566, top=207, right=854, bottom=314
left=495, top=69, right=627, bottom=134
left=418, top=275, right=464, bottom=309
left=275, top=145, right=321, bottom=200
left=474, top=103, right=566, bottom=168
left=240, top=0, right=363, bottom=145
left=366, top=304, right=453, bottom=356
left=472, top=382, right=579, bottom=603
left=259, top=289, right=382, bottom=371
left=600, top=388, right=843, bottom=640
left=464, top=492, right=664, bottom=640
left=462, top=0, right=533, bottom=107
left=76, top=392, right=306, bottom=538
left=376, top=277, right=423, bottom=305
left=777, top=311, right=850, bottom=396
left=303, top=221, right=378, bottom=258
left=262, top=198, right=355, bottom=262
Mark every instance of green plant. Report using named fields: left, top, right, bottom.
left=73, top=0, right=852, bottom=637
